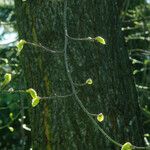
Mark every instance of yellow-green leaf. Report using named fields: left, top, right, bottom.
left=9, top=112, right=14, bottom=120
left=95, top=36, right=106, bottom=45
left=8, top=126, right=14, bottom=132
left=86, top=78, right=93, bottom=85
left=133, top=70, right=139, bottom=75
left=97, top=113, right=104, bottom=122
left=32, top=97, right=40, bottom=107
left=121, top=142, right=132, bottom=150
left=26, top=88, right=38, bottom=99
left=1, top=73, right=12, bottom=88
left=16, top=39, right=26, bottom=56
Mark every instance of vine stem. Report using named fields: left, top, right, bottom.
left=26, top=41, right=63, bottom=54
left=63, top=0, right=122, bottom=148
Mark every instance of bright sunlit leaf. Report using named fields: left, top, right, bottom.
left=26, top=88, right=38, bottom=99
left=16, top=39, right=26, bottom=56
left=9, top=113, right=14, bottom=120
left=97, top=113, right=104, bottom=122
left=32, top=97, right=40, bottom=107
left=86, top=78, right=93, bottom=85
left=1, top=73, right=12, bottom=88
left=95, top=36, right=106, bottom=45
left=121, top=142, right=132, bottom=150
left=8, top=126, right=14, bottom=132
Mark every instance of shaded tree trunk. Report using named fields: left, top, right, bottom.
left=15, top=0, right=144, bottom=150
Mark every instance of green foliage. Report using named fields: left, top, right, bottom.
left=0, top=2, right=30, bottom=149
left=0, top=0, right=149, bottom=149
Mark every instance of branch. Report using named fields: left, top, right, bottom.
left=63, top=0, right=121, bottom=147
left=40, top=92, right=77, bottom=100
left=26, top=41, right=63, bottom=54
left=66, top=34, right=94, bottom=41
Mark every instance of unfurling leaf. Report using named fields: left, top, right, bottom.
left=26, top=88, right=40, bottom=107
left=1, top=73, right=12, bottom=88
left=32, top=97, right=40, bottom=107
left=16, top=39, right=26, bottom=56
left=86, top=78, right=93, bottom=85
left=121, top=142, right=132, bottom=150
left=97, top=113, right=104, bottom=122
left=95, top=36, right=106, bottom=45
left=26, top=88, right=38, bottom=99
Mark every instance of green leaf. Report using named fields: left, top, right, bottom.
left=8, top=126, right=14, bottom=132
left=95, top=36, right=106, bottom=45
left=97, top=113, right=104, bottom=122
left=26, top=88, right=38, bottom=99
left=121, top=142, right=132, bottom=150
left=133, top=70, right=139, bottom=75
left=1, top=73, right=12, bottom=88
left=9, top=113, right=14, bottom=120
left=32, top=97, right=40, bottom=107
left=16, top=39, right=26, bottom=56
left=86, top=78, right=93, bottom=85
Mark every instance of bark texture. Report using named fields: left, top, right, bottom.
left=15, top=0, right=144, bottom=150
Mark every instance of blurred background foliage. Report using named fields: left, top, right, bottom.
left=0, top=0, right=149, bottom=149
left=0, top=0, right=30, bottom=149
left=121, top=0, right=150, bottom=145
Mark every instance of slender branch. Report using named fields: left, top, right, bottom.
left=133, top=145, right=150, bottom=150
left=73, top=82, right=87, bottom=87
left=0, top=106, right=9, bottom=110
left=63, top=0, right=122, bottom=147
left=0, top=89, right=26, bottom=94
left=26, top=41, right=63, bottom=54
left=40, top=92, right=77, bottom=100
left=66, top=34, right=94, bottom=41
left=0, top=111, right=21, bottom=130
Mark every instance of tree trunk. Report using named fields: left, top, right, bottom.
left=15, top=0, right=144, bottom=150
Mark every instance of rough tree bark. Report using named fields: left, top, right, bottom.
left=15, top=0, right=144, bottom=150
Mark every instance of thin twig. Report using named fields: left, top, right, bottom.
left=66, top=34, right=94, bottom=41
left=26, top=42, right=64, bottom=54
left=0, top=111, right=21, bottom=130
left=40, top=92, right=77, bottom=100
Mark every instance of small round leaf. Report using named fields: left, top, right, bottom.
left=8, top=126, right=14, bottom=132
left=97, top=113, right=104, bottom=122
left=86, top=78, right=93, bottom=85
left=95, top=36, right=106, bottom=45
left=121, top=142, right=132, bottom=150
left=9, top=112, right=14, bottom=120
